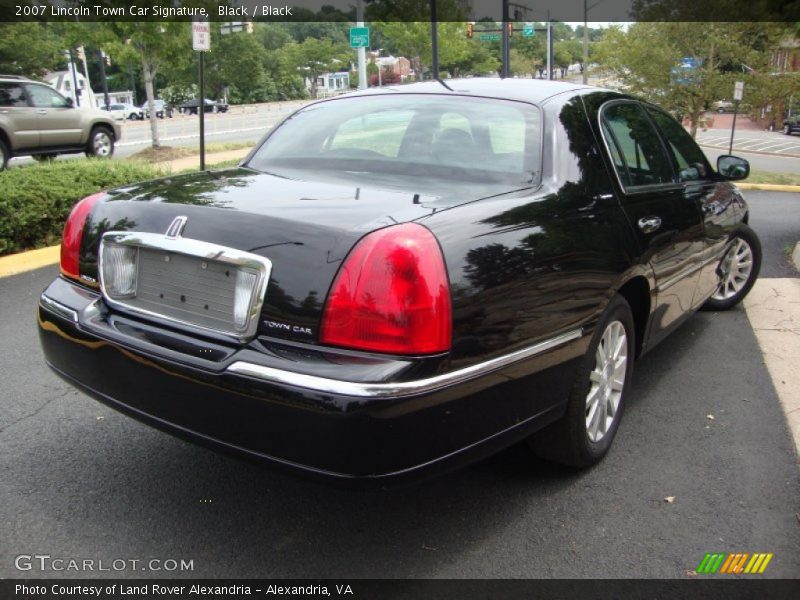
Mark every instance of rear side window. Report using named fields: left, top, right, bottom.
left=646, top=106, right=710, bottom=181
left=601, top=102, right=674, bottom=188
left=0, top=83, right=27, bottom=107
left=26, top=84, right=70, bottom=108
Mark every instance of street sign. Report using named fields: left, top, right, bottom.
left=523, top=23, right=535, bottom=37
left=349, top=26, right=369, bottom=48
left=734, top=81, right=744, bottom=101
left=192, top=20, right=210, bottom=51
left=479, top=33, right=501, bottom=42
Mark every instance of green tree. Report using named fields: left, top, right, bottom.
left=0, top=23, right=63, bottom=76
left=593, top=22, right=793, bottom=137
left=380, top=21, right=469, bottom=80
left=285, top=38, right=350, bottom=97
left=99, top=21, right=190, bottom=147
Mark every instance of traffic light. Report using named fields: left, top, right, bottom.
left=507, top=22, right=513, bottom=37
left=104, top=53, right=111, bottom=67
left=76, top=46, right=85, bottom=61
left=466, top=22, right=474, bottom=39
left=246, top=22, right=254, bottom=34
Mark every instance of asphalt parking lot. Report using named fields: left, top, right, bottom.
left=1, top=191, right=798, bottom=579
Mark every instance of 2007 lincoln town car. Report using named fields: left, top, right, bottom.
left=38, top=79, right=761, bottom=484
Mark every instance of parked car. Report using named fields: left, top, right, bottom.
left=140, top=99, right=173, bottom=119
left=178, top=98, right=228, bottom=115
left=712, top=100, right=735, bottom=113
left=0, top=74, right=120, bottom=169
left=38, top=79, right=761, bottom=484
left=782, top=115, right=799, bottom=135
left=101, top=102, right=143, bottom=121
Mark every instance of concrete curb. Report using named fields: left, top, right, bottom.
left=0, top=245, right=60, bottom=278
left=793, top=242, right=800, bottom=272
left=736, top=183, right=800, bottom=192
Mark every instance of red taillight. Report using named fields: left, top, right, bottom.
left=320, top=223, right=452, bottom=355
left=60, top=192, right=105, bottom=281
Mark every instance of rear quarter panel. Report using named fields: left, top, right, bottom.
left=420, top=92, right=641, bottom=370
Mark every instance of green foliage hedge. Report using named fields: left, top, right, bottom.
left=0, top=159, right=163, bottom=256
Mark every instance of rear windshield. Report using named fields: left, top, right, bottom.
left=246, top=94, right=542, bottom=187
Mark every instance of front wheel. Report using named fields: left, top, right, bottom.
left=529, top=295, right=635, bottom=467
left=784, top=125, right=793, bottom=135
left=702, top=225, right=761, bottom=311
left=85, top=127, right=115, bottom=158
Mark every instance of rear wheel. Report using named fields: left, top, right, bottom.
left=85, top=126, right=114, bottom=158
left=702, top=225, right=761, bottom=311
left=529, top=295, right=635, bottom=467
left=784, top=124, right=793, bottom=135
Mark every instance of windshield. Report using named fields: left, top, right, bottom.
left=247, top=94, right=542, bottom=187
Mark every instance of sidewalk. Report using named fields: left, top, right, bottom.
left=160, top=148, right=252, bottom=172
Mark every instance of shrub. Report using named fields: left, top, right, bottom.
left=0, top=159, right=163, bottom=256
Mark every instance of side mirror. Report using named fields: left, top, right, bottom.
left=65, top=97, right=74, bottom=108
left=717, top=155, right=749, bottom=181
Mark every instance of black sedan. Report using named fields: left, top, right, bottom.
left=38, top=79, right=761, bottom=485
left=178, top=98, right=229, bottom=115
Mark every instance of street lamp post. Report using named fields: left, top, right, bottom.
left=583, top=0, right=603, bottom=85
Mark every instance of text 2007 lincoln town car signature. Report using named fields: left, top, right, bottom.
left=38, top=80, right=761, bottom=484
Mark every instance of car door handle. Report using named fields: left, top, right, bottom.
left=638, top=216, right=662, bottom=233
left=37, top=109, right=48, bottom=114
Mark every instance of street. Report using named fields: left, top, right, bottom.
left=1, top=192, right=798, bottom=579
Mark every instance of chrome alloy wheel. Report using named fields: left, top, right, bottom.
left=92, top=131, right=112, bottom=157
left=586, top=320, right=628, bottom=443
left=712, top=238, right=754, bottom=301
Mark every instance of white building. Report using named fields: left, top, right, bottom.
left=306, top=72, right=350, bottom=97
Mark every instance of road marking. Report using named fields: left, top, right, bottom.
left=744, top=278, right=800, bottom=459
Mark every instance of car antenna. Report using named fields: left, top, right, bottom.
left=436, top=78, right=453, bottom=91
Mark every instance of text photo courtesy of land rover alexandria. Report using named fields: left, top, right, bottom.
left=38, top=79, right=761, bottom=484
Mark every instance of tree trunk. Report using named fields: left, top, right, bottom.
left=141, top=55, right=160, bottom=148
left=689, top=107, right=703, bottom=138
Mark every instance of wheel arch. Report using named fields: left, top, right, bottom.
left=615, top=275, right=651, bottom=358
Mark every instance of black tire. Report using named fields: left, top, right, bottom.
left=701, top=224, right=762, bottom=311
left=32, top=153, right=58, bottom=162
left=128, top=113, right=138, bottom=121
left=784, top=125, right=792, bottom=135
left=0, top=138, right=9, bottom=170
left=85, top=126, right=115, bottom=159
left=529, top=295, right=635, bottom=467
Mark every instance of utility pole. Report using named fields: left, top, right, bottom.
left=583, top=1, right=602, bottom=85
left=501, top=0, right=510, bottom=78
left=356, top=0, right=367, bottom=89
left=67, top=49, right=81, bottom=106
left=583, top=1, right=589, bottom=84
left=97, top=50, right=110, bottom=110
left=546, top=12, right=551, bottom=80
left=431, top=0, right=439, bottom=79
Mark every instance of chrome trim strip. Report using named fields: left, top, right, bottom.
left=227, top=329, right=583, bottom=398
left=39, top=294, right=79, bottom=323
left=656, top=254, right=720, bottom=293
left=98, top=232, right=272, bottom=343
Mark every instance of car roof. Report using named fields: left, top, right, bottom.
left=344, top=78, right=606, bottom=104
